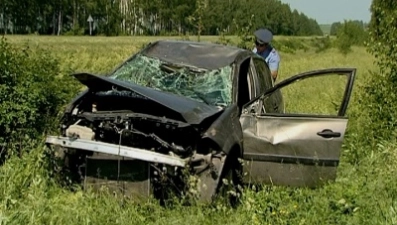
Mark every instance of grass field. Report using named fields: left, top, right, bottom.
left=1, top=35, right=396, bottom=225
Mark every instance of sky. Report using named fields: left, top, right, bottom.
left=280, top=0, right=372, bottom=24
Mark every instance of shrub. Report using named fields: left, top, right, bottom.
left=0, top=37, right=80, bottom=156
left=335, top=20, right=369, bottom=55
left=215, top=29, right=232, bottom=46
left=311, top=36, right=333, bottom=53
left=271, top=38, right=310, bottom=53
left=346, top=0, right=397, bottom=160
left=233, top=15, right=256, bottom=50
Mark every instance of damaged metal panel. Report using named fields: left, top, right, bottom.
left=72, top=72, right=223, bottom=125
left=240, top=114, right=348, bottom=187
left=241, top=115, right=347, bottom=157
left=202, top=104, right=243, bottom=156
left=46, top=136, right=186, bottom=167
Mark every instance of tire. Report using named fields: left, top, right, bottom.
left=215, top=151, right=243, bottom=207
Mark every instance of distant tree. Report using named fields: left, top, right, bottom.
left=335, top=20, right=368, bottom=54
left=0, top=0, right=324, bottom=36
left=330, top=22, right=342, bottom=35
left=331, top=20, right=366, bottom=36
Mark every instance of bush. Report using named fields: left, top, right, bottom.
left=215, top=29, right=232, bottom=46
left=311, top=36, right=332, bottom=53
left=233, top=15, right=255, bottom=50
left=0, top=37, right=80, bottom=156
left=346, top=0, right=397, bottom=159
left=335, top=20, right=369, bottom=55
left=271, top=38, right=310, bottom=54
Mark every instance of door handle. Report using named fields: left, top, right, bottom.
left=317, top=129, right=341, bottom=138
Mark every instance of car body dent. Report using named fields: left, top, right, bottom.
left=201, top=104, right=243, bottom=156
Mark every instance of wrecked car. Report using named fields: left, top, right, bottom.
left=45, top=40, right=356, bottom=204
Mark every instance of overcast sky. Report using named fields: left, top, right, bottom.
left=280, top=0, right=372, bottom=24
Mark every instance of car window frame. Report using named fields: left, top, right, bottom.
left=249, top=56, right=278, bottom=114
left=242, top=68, right=357, bottom=118
left=252, top=57, right=274, bottom=92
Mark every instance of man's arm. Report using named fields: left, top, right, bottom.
left=268, top=52, right=280, bottom=81
left=270, top=70, right=278, bottom=80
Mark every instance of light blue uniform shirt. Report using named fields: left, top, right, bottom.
left=253, top=47, right=280, bottom=72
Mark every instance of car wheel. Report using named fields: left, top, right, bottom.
left=215, top=151, right=243, bottom=207
left=196, top=149, right=243, bottom=207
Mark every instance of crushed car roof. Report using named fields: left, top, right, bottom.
left=142, top=40, right=248, bottom=70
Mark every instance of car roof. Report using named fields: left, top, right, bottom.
left=141, top=40, right=251, bottom=70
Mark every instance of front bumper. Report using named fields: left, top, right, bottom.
left=45, top=136, right=186, bottom=167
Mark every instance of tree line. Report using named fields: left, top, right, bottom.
left=0, top=0, right=323, bottom=36
left=329, top=20, right=368, bottom=36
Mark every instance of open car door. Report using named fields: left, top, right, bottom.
left=240, top=68, right=356, bottom=187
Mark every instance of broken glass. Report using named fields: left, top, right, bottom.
left=109, top=54, right=233, bottom=106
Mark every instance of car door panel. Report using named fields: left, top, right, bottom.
left=240, top=114, right=347, bottom=186
left=240, top=68, right=356, bottom=187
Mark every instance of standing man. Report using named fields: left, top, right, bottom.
left=253, top=28, right=280, bottom=81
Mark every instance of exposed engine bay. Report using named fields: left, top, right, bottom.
left=62, top=89, right=219, bottom=157
left=49, top=87, right=228, bottom=202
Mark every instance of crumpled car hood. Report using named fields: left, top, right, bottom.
left=73, top=72, right=224, bottom=125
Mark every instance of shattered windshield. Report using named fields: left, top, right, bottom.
left=109, top=54, right=233, bottom=106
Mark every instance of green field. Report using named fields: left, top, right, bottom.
left=0, top=35, right=395, bottom=225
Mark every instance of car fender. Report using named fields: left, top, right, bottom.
left=201, top=104, right=243, bottom=157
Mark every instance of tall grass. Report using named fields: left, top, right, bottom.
left=0, top=35, right=394, bottom=224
